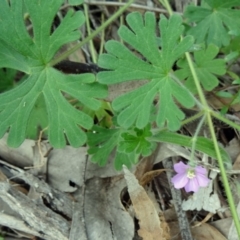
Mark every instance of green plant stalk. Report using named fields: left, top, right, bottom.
left=162, top=0, right=240, bottom=236
left=185, top=33, right=240, bottom=240
left=83, top=4, right=97, bottom=63
left=50, top=0, right=135, bottom=66
left=159, top=0, right=173, bottom=15
left=186, top=37, right=240, bottom=240
left=189, top=115, right=206, bottom=167
left=151, top=109, right=205, bottom=137
left=150, top=111, right=204, bottom=136
left=119, top=0, right=124, bottom=45
left=99, top=13, right=105, bottom=55
left=207, top=111, right=240, bottom=234
left=185, top=53, right=209, bottom=108
left=211, top=111, right=240, bottom=131
left=181, top=110, right=204, bottom=126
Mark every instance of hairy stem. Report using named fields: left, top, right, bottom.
left=163, top=0, right=240, bottom=237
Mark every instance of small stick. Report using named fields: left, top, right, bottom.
left=85, top=1, right=182, bottom=15
left=162, top=157, right=194, bottom=240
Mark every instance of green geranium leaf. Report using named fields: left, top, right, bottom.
left=87, top=126, right=121, bottom=166
left=118, top=124, right=156, bottom=156
left=175, top=44, right=226, bottom=92
left=26, top=94, right=48, bottom=140
left=68, top=0, right=84, bottom=5
left=87, top=126, right=142, bottom=169
left=0, top=40, right=30, bottom=73
left=114, top=151, right=135, bottom=171
left=0, top=0, right=107, bottom=148
left=184, top=0, right=240, bottom=47
left=97, top=12, right=194, bottom=131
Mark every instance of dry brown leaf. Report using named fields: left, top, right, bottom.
left=210, top=218, right=232, bottom=238
left=163, top=207, right=178, bottom=222
left=168, top=221, right=227, bottom=240
left=134, top=145, right=161, bottom=182
left=192, top=213, right=214, bottom=227
left=225, top=138, right=240, bottom=162
left=123, top=166, right=167, bottom=240
left=146, top=187, right=171, bottom=240
left=139, top=169, right=167, bottom=186
left=159, top=212, right=171, bottom=240
left=192, top=222, right=227, bottom=240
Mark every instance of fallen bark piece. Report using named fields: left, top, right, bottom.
left=0, top=181, right=69, bottom=240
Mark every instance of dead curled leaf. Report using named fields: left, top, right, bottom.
left=139, top=169, right=169, bottom=186
left=123, top=165, right=169, bottom=240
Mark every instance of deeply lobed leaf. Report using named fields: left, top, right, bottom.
left=87, top=126, right=135, bottom=169
left=184, top=0, right=240, bottom=47
left=118, top=125, right=156, bottom=156
left=175, top=44, right=226, bottom=92
left=98, top=12, right=194, bottom=130
left=0, top=0, right=107, bottom=147
left=87, top=125, right=155, bottom=169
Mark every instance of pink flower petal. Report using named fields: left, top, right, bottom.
left=171, top=172, right=189, bottom=189
left=195, top=166, right=207, bottom=175
left=172, top=162, right=210, bottom=193
left=173, top=161, right=189, bottom=173
left=196, top=173, right=210, bottom=187
left=184, top=178, right=200, bottom=192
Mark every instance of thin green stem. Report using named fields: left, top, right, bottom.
left=189, top=115, right=206, bottom=166
left=181, top=18, right=240, bottom=240
left=181, top=110, right=204, bottom=126
left=185, top=36, right=240, bottom=240
left=163, top=0, right=240, bottom=237
left=206, top=112, right=240, bottom=236
left=99, top=13, right=105, bottom=55
left=211, top=111, right=240, bottom=131
left=151, top=111, right=204, bottom=136
left=119, top=0, right=124, bottom=45
left=185, top=53, right=208, bottom=108
left=49, top=0, right=135, bottom=66
left=160, top=0, right=173, bottom=15
left=83, top=4, right=97, bottom=63
left=186, top=39, right=240, bottom=240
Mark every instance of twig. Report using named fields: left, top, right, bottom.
left=0, top=181, right=69, bottom=240
left=10, top=168, right=73, bottom=219
left=0, top=213, right=44, bottom=239
left=85, top=0, right=182, bottom=14
left=162, top=157, right=194, bottom=240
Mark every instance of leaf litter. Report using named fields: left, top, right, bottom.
left=1, top=0, right=240, bottom=240
left=1, top=130, right=240, bottom=239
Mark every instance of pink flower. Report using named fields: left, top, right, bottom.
left=171, top=161, right=210, bottom=192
